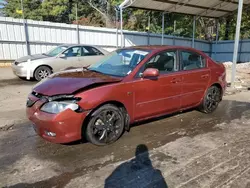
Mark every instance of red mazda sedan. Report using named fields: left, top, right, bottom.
left=26, top=46, right=226, bottom=145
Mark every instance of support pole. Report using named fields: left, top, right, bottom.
left=161, top=13, right=165, bottom=45
left=214, top=19, right=219, bottom=60
left=173, top=20, right=176, bottom=45
left=147, top=14, right=150, bottom=45
left=21, top=0, right=30, bottom=55
left=76, top=3, right=80, bottom=44
left=115, top=8, right=119, bottom=48
left=120, top=8, right=124, bottom=48
left=231, top=0, right=243, bottom=87
left=192, top=16, right=196, bottom=48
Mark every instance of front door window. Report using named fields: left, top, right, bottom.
left=63, top=47, right=82, bottom=57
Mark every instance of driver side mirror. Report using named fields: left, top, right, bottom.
left=58, top=53, right=66, bottom=58
left=141, top=68, right=159, bottom=78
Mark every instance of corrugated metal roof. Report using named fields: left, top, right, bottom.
left=125, top=0, right=250, bottom=18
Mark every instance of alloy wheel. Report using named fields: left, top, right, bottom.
left=205, top=87, right=221, bottom=112
left=92, top=109, right=123, bottom=144
left=38, top=69, right=50, bottom=79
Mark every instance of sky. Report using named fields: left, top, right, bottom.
left=0, top=0, right=6, bottom=8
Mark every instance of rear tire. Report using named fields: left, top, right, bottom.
left=85, top=104, right=125, bottom=146
left=199, top=86, right=221, bottom=114
left=34, top=66, right=52, bottom=81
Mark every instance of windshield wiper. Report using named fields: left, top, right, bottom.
left=88, top=69, right=104, bottom=74
left=42, top=53, right=51, bottom=57
left=83, top=66, right=112, bottom=76
left=82, top=66, right=104, bottom=74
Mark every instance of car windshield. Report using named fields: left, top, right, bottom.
left=88, top=49, right=151, bottom=77
left=45, top=46, right=68, bottom=57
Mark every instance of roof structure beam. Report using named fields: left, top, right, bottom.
left=220, top=0, right=248, bottom=5
left=163, top=0, right=189, bottom=12
left=153, top=0, right=232, bottom=13
left=196, top=1, right=229, bottom=17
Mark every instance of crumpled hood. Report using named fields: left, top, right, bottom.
left=16, top=54, right=50, bottom=63
left=33, top=69, right=122, bottom=96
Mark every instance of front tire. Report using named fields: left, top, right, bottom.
left=18, top=77, right=27, bottom=81
left=199, top=86, right=221, bottom=114
left=85, top=104, right=125, bottom=146
left=34, top=66, right=52, bottom=81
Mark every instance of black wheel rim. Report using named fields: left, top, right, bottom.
left=205, top=88, right=220, bottom=112
left=91, top=110, right=122, bottom=144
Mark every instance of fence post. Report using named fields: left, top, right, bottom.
left=192, top=16, right=196, bottom=48
left=210, top=42, right=213, bottom=58
left=161, top=12, right=165, bottom=45
left=214, top=19, right=219, bottom=60
left=238, top=40, right=242, bottom=62
left=147, top=32, right=150, bottom=45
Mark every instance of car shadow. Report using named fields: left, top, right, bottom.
left=129, top=108, right=194, bottom=130
left=104, top=144, right=168, bottom=188
left=63, top=109, right=194, bottom=146
left=0, top=78, right=36, bottom=87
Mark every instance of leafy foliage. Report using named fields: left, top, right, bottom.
left=3, top=0, right=43, bottom=20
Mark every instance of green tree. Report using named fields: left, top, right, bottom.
left=3, top=0, right=43, bottom=20
left=40, top=0, right=73, bottom=23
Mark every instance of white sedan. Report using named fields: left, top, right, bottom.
left=11, top=44, right=109, bottom=81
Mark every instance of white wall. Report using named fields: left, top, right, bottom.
left=0, top=16, right=233, bottom=62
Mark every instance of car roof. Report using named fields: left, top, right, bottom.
left=59, top=44, right=101, bottom=48
left=124, top=45, right=203, bottom=53
left=123, top=45, right=208, bottom=57
left=58, top=44, right=109, bottom=55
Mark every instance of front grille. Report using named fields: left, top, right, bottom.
left=27, top=92, right=46, bottom=107
left=32, top=91, right=44, bottom=99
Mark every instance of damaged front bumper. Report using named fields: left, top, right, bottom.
left=26, top=93, right=87, bottom=143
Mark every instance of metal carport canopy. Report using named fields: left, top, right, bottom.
left=119, top=0, right=250, bottom=87
left=121, top=0, right=250, bottom=18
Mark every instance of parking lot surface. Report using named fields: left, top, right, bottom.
left=1, top=68, right=250, bottom=188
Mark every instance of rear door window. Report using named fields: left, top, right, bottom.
left=82, top=46, right=104, bottom=56
left=181, top=51, right=206, bottom=71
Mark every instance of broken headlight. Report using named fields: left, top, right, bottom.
left=40, top=100, right=81, bottom=114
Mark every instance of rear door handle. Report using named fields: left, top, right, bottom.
left=201, top=74, right=209, bottom=79
left=171, top=78, right=181, bottom=83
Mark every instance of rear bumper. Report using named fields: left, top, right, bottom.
left=26, top=97, right=88, bottom=143
left=221, top=80, right=227, bottom=96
